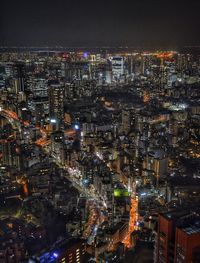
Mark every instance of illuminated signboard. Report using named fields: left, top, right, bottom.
left=114, top=189, right=130, bottom=197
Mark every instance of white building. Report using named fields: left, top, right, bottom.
left=111, top=56, right=124, bottom=81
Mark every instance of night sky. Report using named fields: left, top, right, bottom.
left=1, top=0, right=200, bottom=48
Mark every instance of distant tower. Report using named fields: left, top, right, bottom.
left=111, top=56, right=124, bottom=82
left=13, top=62, right=26, bottom=93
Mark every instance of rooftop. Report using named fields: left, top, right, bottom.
left=182, top=225, right=200, bottom=235
left=161, top=210, right=190, bottom=220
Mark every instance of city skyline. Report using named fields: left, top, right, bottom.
left=0, top=49, right=200, bottom=263
left=0, top=1, right=200, bottom=262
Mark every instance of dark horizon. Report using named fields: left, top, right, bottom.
left=1, top=0, right=200, bottom=48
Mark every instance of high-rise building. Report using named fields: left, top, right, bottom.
left=1, top=139, right=22, bottom=170
left=32, top=78, right=48, bottom=98
left=30, top=238, right=86, bottom=263
left=13, top=62, right=26, bottom=93
left=121, top=109, right=131, bottom=135
left=51, top=131, right=65, bottom=164
left=49, top=84, right=64, bottom=127
left=155, top=210, right=200, bottom=263
left=65, top=61, right=89, bottom=82
left=175, top=226, right=200, bottom=263
left=143, top=151, right=168, bottom=183
left=111, top=56, right=124, bottom=81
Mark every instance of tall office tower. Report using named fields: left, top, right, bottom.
left=105, top=69, right=112, bottom=84
left=35, top=103, right=45, bottom=124
left=143, top=151, right=168, bottom=185
left=51, top=131, right=65, bottom=164
left=5, top=62, right=14, bottom=77
left=29, top=97, right=49, bottom=125
left=65, top=61, right=89, bottom=82
left=154, top=157, right=168, bottom=178
left=141, top=55, right=149, bottom=75
left=111, top=56, right=124, bottom=82
left=97, top=62, right=112, bottom=84
left=28, top=76, right=49, bottom=120
left=13, top=62, right=26, bottom=93
left=1, top=139, right=22, bottom=170
left=61, top=62, right=66, bottom=78
left=175, top=226, right=200, bottom=263
left=177, top=54, right=186, bottom=72
left=155, top=211, right=200, bottom=263
left=32, top=78, right=48, bottom=98
left=0, top=64, right=6, bottom=88
left=125, top=56, right=134, bottom=75
left=49, top=84, right=64, bottom=128
left=159, top=61, right=167, bottom=90
left=177, top=54, right=194, bottom=73
left=121, top=109, right=131, bottom=135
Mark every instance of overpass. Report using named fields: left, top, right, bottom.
left=0, top=107, right=50, bottom=146
left=0, top=108, right=21, bottom=130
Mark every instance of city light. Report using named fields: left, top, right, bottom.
left=83, top=52, right=89, bottom=58
left=53, top=253, right=58, bottom=258
left=122, top=197, right=138, bottom=248
left=74, top=124, right=80, bottom=130
left=50, top=119, right=57, bottom=123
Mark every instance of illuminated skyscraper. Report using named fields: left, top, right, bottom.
left=32, top=78, right=48, bottom=98
left=111, top=56, right=124, bottom=81
left=1, top=139, right=22, bottom=170
left=49, top=84, right=64, bottom=127
left=51, top=131, right=65, bottom=164
left=13, top=62, right=26, bottom=93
